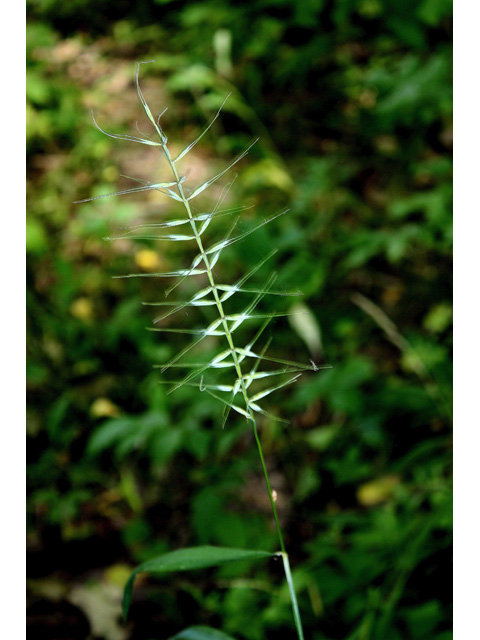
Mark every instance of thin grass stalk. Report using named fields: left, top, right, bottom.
left=76, top=62, right=316, bottom=638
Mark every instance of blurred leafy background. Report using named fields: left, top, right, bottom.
left=26, top=0, right=452, bottom=638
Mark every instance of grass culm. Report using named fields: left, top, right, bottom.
left=75, top=61, right=324, bottom=639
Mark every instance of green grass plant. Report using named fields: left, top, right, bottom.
left=75, top=61, right=325, bottom=639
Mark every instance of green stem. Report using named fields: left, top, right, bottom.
left=252, top=418, right=304, bottom=640
left=252, top=419, right=286, bottom=554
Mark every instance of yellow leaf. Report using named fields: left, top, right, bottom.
left=70, top=297, right=94, bottom=321
left=357, top=475, right=401, bottom=506
left=104, top=564, right=132, bottom=588
left=135, top=249, right=161, bottom=271
left=90, top=397, right=121, bottom=418
left=241, top=158, right=294, bottom=194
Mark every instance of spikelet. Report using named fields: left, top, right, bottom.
left=75, top=61, right=324, bottom=427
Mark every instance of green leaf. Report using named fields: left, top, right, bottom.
left=170, top=627, right=238, bottom=640
left=87, top=417, right=134, bottom=456
left=280, top=553, right=305, bottom=640
left=26, top=218, right=48, bottom=254
left=122, top=546, right=274, bottom=620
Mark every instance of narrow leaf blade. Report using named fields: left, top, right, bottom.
left=281, top=552, right=305, bottom=640
left=123, top=546, right=273, bottom=620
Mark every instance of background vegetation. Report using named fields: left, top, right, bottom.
left=27, top=1, right=452, bottom=638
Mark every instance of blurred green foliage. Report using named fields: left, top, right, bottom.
left=27, top=0, right=452, bottom=638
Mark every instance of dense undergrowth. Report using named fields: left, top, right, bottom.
left=27, top=1, right=452, bottom=638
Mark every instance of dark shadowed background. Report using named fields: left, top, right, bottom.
left=27, top=1, right=452, bottom=638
